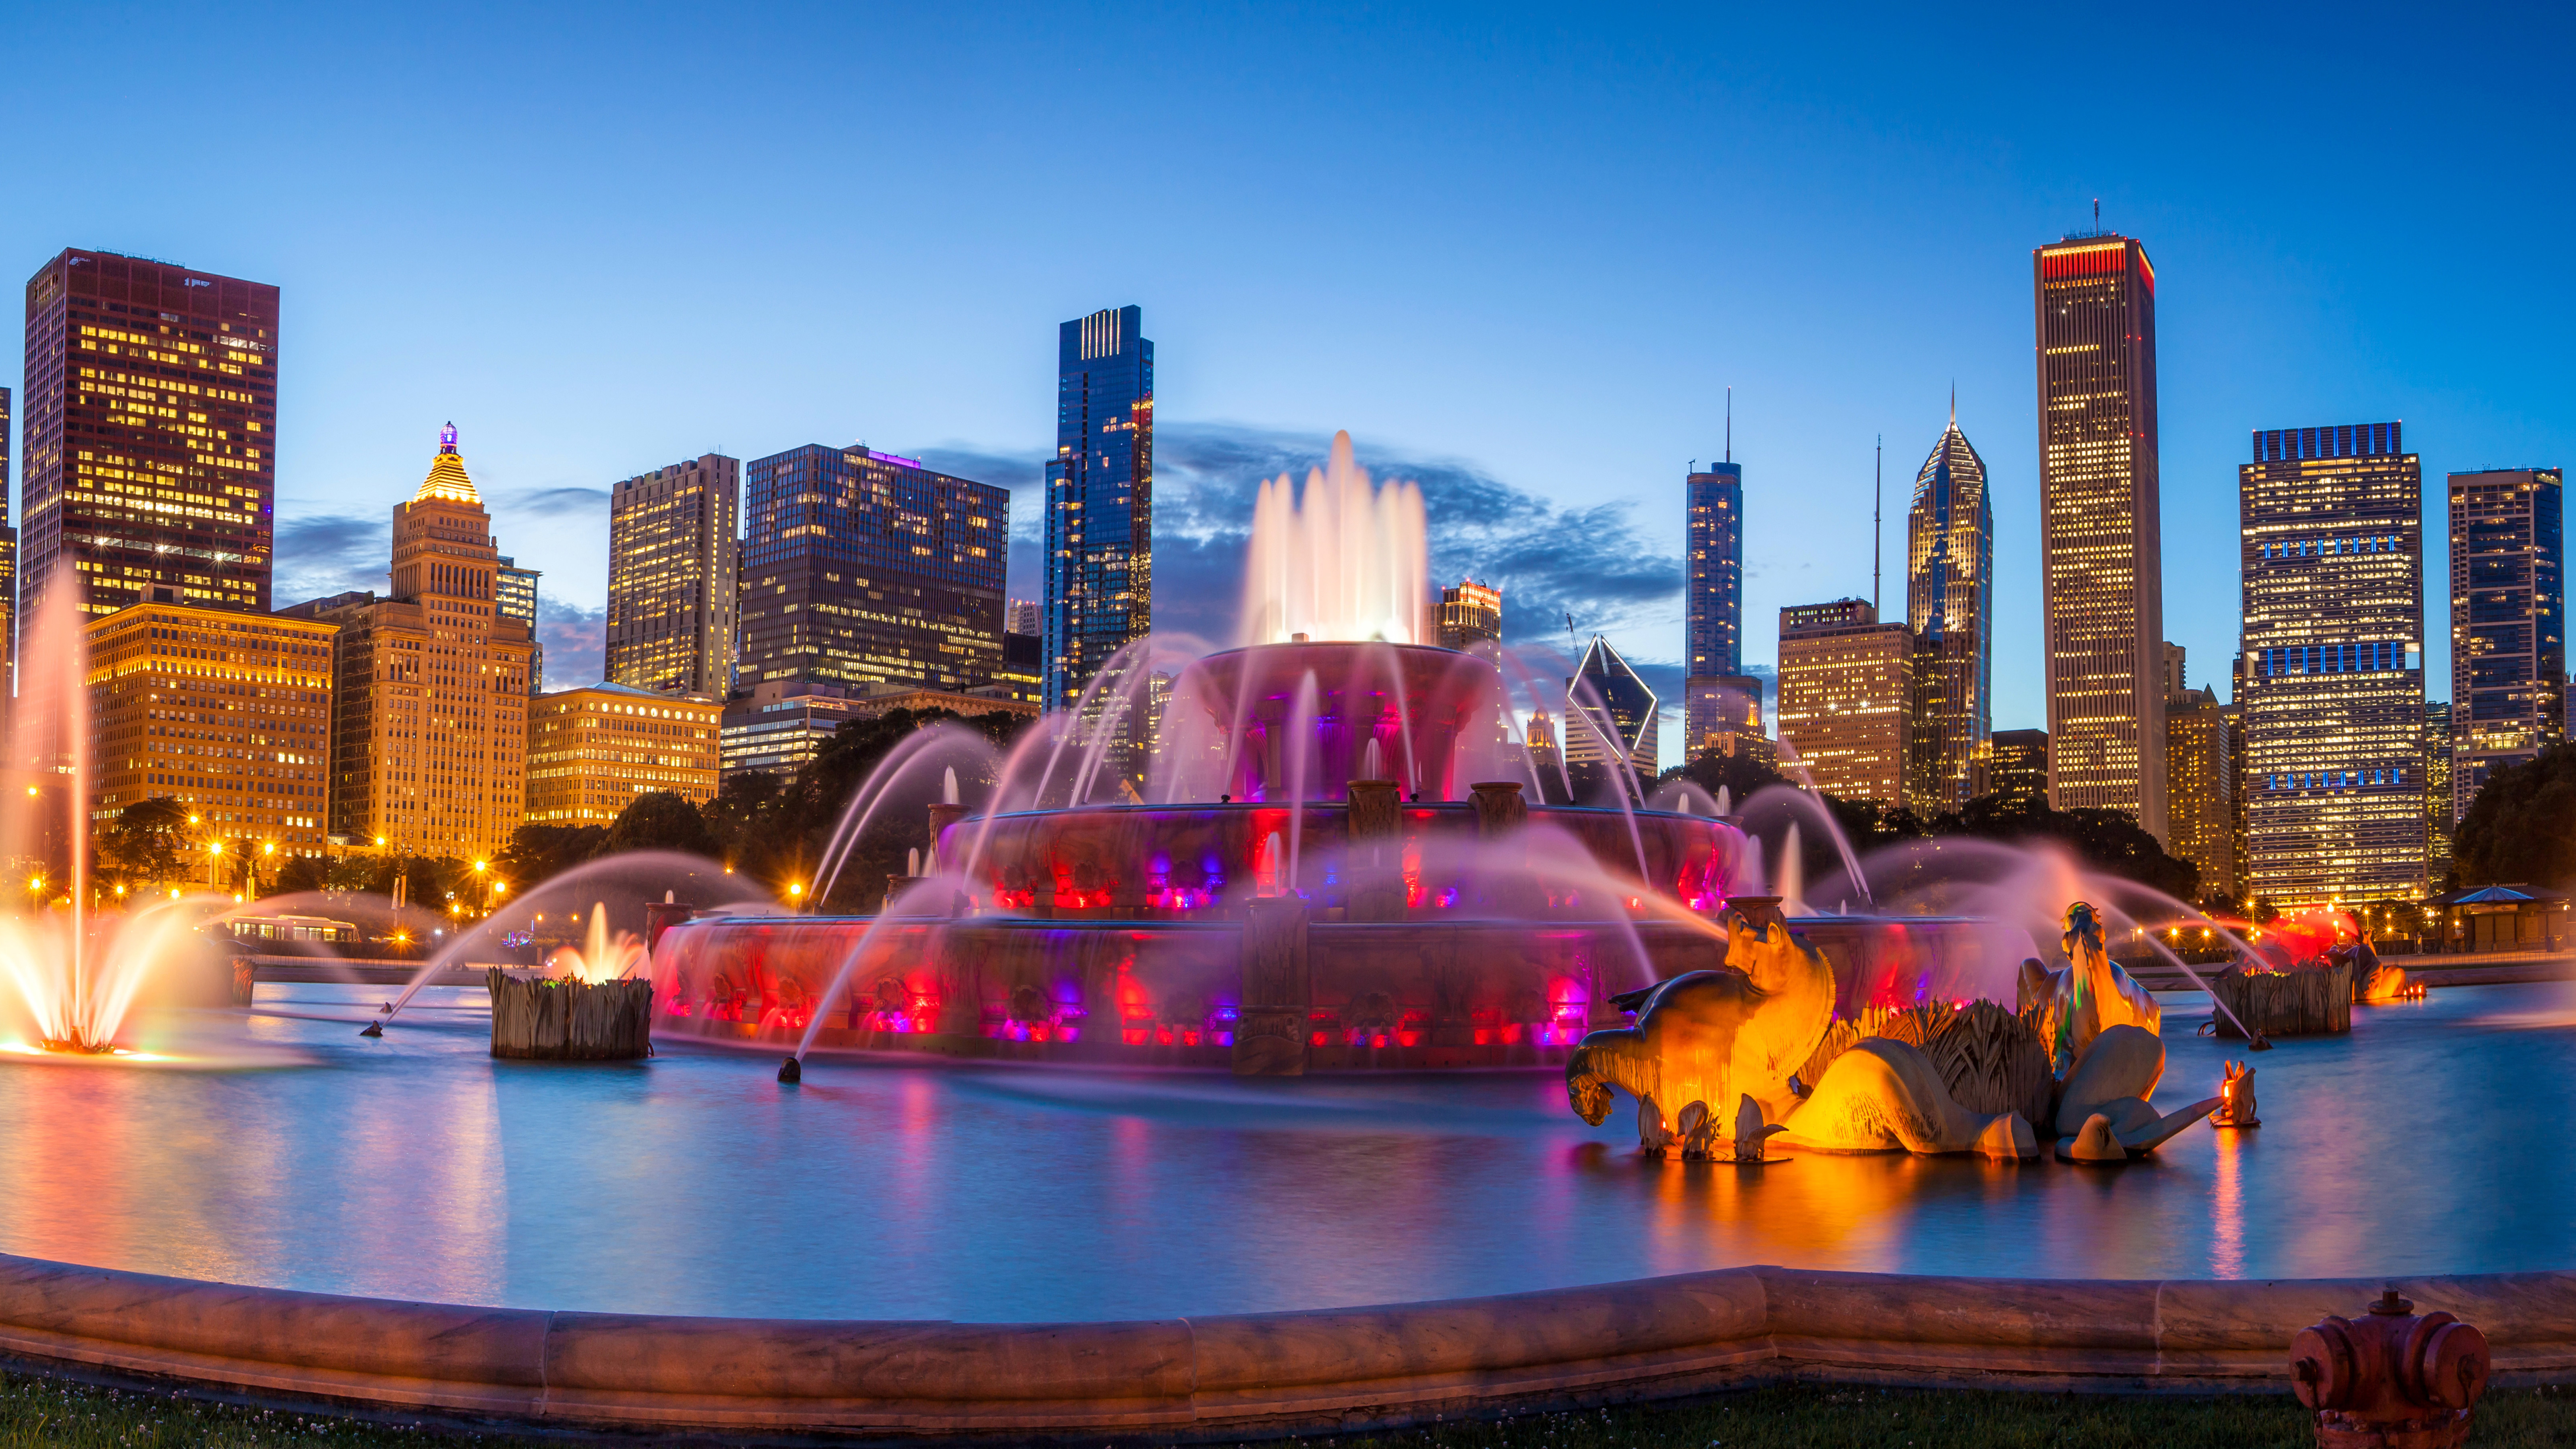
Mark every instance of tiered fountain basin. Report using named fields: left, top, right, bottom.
left=651, top=889, right=2015, bottom=1068
left=654, top=635, right=2029, bottom=1067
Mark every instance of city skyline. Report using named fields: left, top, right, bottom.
left=3, top=10, right=2568, bottom=778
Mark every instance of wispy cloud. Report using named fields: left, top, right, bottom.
left=498, top=485, right=610, bottom=517
left=274, top=512, right=386, bottom=606
left=535, top=594, right=605, bottom=691
left=1143, top=423, right=1683, bottom=662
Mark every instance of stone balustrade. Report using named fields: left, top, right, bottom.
left=0, top=1253, right=2572, bottom=1436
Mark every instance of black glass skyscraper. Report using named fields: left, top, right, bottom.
left=2448, top=465, right=2564, bottom=822
left=738, top=443, right=1008, bottom=694
left=1044, top=306, right=1154, bottom=711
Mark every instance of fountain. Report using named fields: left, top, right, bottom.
left=655, top=434, right=1766, bottom=1072
left=0, top=589, right=239, bottom=1058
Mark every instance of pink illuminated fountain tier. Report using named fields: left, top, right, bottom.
left=651, top=433, right=1983, bottom=1072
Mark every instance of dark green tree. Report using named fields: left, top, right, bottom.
left=2452, top=742, right=2576, bottom=888
left=603, top=791, right=719, bottom=858
left=494, top=824, right=608, bottom=892
left=97, top=796, right=193, bottom=890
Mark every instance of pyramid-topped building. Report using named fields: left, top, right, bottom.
left=283, top=424, right=534, bottom=859
left=414, top=422, right=481, bottom=504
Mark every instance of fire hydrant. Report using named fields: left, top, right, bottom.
left=2290, top=1287, right=2490, bottom=1448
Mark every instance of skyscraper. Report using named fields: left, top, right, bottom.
left=1683, top=459, right=1744, bottom=756
left=2241, top=423, right=2426, bottom=906
left=1044, top=306, right=1153, bottom=710
left=2165, top=668, right=2235, bottom=904
left=2034, top=232, right=2164, bottom=838
left=282, top=427, right=534, bottom=859
left=20, top=249, right=278, bottom=621
left=606, top=453, right=740, bottom=698
left=1903, top=409, right=1993, bottom=813
left=2424, top=700, right=2455, bottom=884
left=1563, top=635, right=1658, bottom=800
left=495, top=555, right=540, bottom=693
left=2449, top=467, right=2564, bottom=822
left=738, top=443, right=1006, bottom=694
left=0, top=384, right=15, bottom=710
left=1778, top=599, right=1911, bottom=805
left=1436, top=579, right=1502, bottom=653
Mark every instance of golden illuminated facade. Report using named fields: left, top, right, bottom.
left=85, top=602, right=337, bottom=851
left=2449, top=468, right=2564, bottom=822
left=1436, top=579, right=1502, bottom=653
left=84, top=595, right=337, bottom=856
left=607, top=453, right=739, bottom=698
left=2034, top=233, right=2163, bottom=839
left=284, top=428, right=533, bottom=860
left=2165, top=682, right=2236, bottom=902
left=526, top=684, right=721, bottom=825
left=1903, top=412, right=1992, bottom=814
left=2241, top=423, right=2425, bottom=906
left=20, top=250, right=276, bottom=622
left=1778, top=599, right=1911, bottom=805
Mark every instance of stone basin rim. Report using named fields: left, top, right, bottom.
left=3, top=1248, right=2572, bottom=1439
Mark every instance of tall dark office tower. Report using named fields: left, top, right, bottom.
left=2449, top=467, right=2565, bottom=822
left=607, top=453, right=740, bottom=698
left=20, top=250, right=278, bottom=622
left=2034, top=233, right=2164, bottom=839
left=1044, top=306, right=1153, bottom=711
left=1682, top=460, right=1743, bottom=757
left=2241, top=423, right=2425, bottom=906
left=1903, top=409, right=1993, bottom=814
left=739, top=443, right=1007, bottom=694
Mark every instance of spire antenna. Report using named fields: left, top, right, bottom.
left=1872, top=435, right=1883, bottom=616
left=1725, top=386, right=1732, bottom=464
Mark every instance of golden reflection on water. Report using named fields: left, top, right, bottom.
left=2212, top=1126, right=2244, bottom=1278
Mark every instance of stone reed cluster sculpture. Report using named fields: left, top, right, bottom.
left=1569, top=899, right=2220, bottom=1165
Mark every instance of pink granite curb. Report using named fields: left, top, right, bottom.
left=0, top=1252, right=2570, bottom=1437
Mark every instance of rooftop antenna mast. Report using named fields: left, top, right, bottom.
left=1872, top=435, right=1883, bottom=616
left=1725, top=386, right=1732, bottom=464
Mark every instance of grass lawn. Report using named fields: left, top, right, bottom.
left=1, top=1371, right=2572, bottom=1447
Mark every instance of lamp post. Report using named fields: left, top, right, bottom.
left=206, top=839, right=225, bottom=891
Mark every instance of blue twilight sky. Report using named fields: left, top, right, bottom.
left=2, top=4, right=2570, bottom=764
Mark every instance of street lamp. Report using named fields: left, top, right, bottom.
left=207, top=839, right=225, bottom=891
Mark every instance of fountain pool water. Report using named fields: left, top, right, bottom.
left=0, top=975, right=2567, bottom=1321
